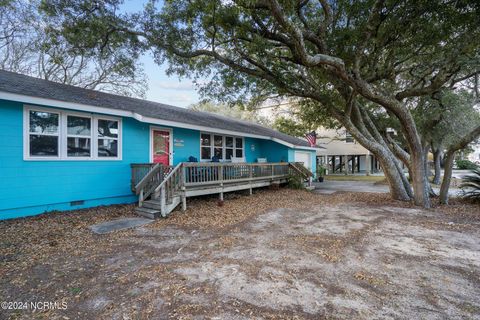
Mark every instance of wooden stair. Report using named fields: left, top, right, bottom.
left=135, top=194, right=182, bottom=219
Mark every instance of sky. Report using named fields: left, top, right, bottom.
left=140, top=54, right=201, bottom=108
left=122, top=0, right=201, bottom=108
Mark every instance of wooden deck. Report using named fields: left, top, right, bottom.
left=131, top=162, right=313, bottom=219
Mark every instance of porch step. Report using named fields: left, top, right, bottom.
left=134, top=207, right=160, bottom=219
left=136, top=196, right=182, bottom=219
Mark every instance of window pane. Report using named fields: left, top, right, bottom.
left=201, top=133, right=211, bottom=146
left=214, top=147, right=222, bottom=159
left=29, top=111, right=59, bottom=134
left=67, top=115, right=91, bottom=136
left=30, top=135, right=58, bottom=156
left=98, top=139, right=118, bottom=157
left=225, top=148, right=233, bottom=160
left=235, top=149, right=243, bottom=158
left=201, top=147, right=211, bottom=160
left=97, top=119, right=118, bottom=138
left=235, top=138, right=243, bottom=148
left=67, top=137, right=91, bottom=157
left=225, top=136, right=233, bottom=148
left=214, top=135, right=223, bottom=147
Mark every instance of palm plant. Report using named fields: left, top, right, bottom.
left=460, top=168, right=480, bottom=202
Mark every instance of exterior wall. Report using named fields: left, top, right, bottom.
left=1, top=99, right=314, bottom=219
left=0, top=99, right=148, bottom=220
left=171, top=127, right=201, bottom=164
left=316, top=128, right=369, bottom=156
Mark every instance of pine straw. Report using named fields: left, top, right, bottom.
left=1, top=187, right=478, bottom=275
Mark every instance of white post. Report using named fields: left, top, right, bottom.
left=139, top=189, right=144, bottom=207
left=365, top=152, right=371, bottom=176
left=181, top=193, right=187, bottom=211
left=160, top=185, right=166, bottom=217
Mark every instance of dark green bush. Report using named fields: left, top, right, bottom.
left=460, top=168, right=480, bottom=202
left=456, top=159, right=478, bottom=170
left=317, top=165, right=326, bottom=176
left=287, top=174, right=305, bottom=189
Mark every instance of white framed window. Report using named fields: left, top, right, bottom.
left=24, top=106, right=122, bottom=160
left=27, top=109, right=60, bottom=157
left=199, top=132, right=244, bottom=161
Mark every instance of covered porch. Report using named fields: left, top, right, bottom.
left=130, top=162, right=313, bottom=218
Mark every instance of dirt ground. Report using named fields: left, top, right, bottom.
left=1, top=188, right=479, bottom=319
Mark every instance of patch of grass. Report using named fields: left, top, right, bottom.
left=324, top=175, right=385, bottom=182
left=68, top=287, right=82, bottom=295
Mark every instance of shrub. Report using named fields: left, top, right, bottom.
left=456, top=159, right=478, bottom=170
left=460, top=168, right=480, bottom=202
left=317, top=165, right=326, bottom=176
left=287, top=174, right=305, bottom=189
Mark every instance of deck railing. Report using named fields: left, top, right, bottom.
left=130, top=163, right=157, bottom=192
left=131, top=162, right=312, bottom=214
left=132, top=164, right=174, bottom=204
left=182, top=162, right=292, bottom=187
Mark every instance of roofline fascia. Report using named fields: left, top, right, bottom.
left=0, top=91, right=315, bottom=150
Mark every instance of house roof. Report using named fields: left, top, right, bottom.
left=0, top=70, right=320, bottom=150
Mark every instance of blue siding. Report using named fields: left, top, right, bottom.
left=171, top=127, right=200, bottom=164
left=0, top=99, right=316, bottom=219
left=0, top=100, right=149, bottom=219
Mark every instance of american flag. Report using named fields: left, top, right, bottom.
left=305, top=131, right=317, bottom=147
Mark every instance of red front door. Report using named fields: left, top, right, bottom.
left=152, top=129, right=170, bottom=166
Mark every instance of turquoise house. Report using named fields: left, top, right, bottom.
left=0, top=71, right=318, bottom=220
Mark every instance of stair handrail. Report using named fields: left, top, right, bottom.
left=154, top=162, right=183, bottom=195
left=289, top=162, right=313, bottom=179
left=134, top=163, right=161, bottom=195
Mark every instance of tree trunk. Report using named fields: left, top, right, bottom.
left=432, top=148, right=442, bottom=185
left=439, top=151, right=455, bottom=204
left=374, top=151, right=412, bottom=201
left=410, top=151, right=431, bottom=207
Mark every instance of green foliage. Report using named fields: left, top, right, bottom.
left=272, top=99, right=341, bottom=137
left=456, top=160, right=479, bottom=170
left=287, top=174, right=305, bottom=190
left=39, top=0, right=480, bottom=105
left=273, top=117, right=307, bottom=137
left=460, top=168, right=480, bottom=202
left=316, top=165, right=326, bottom=177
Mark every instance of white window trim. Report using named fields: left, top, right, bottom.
left=199, top=132, right=244, bottom=162
left=23, top=105, right=122, bottom=161
left=149, top=126, right=173, bottom=165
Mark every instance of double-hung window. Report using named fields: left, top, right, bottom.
left=97, top=119, right=119, bottom=158
left=200, top=132, right=244, bottom=161
left=28, top=110, right=60, bottom=157
left=67, top=114, right=92, bottom=157
left=24, top=106, right=121, bottom=160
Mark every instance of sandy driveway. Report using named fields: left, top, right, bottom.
left=1, top=189, right=479, bottom=319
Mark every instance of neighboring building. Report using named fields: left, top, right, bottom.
left=0, top=71, right=317, bottom=220
left=316, top=128, right=381, bottom=175
left=257, top=100, right=381, bottom=175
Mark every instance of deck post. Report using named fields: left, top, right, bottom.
left=181, top=193, right=187, bottom=211
left=160, top=185, right=166, bottom=217
left=139, top=189, right=144, bottom=207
